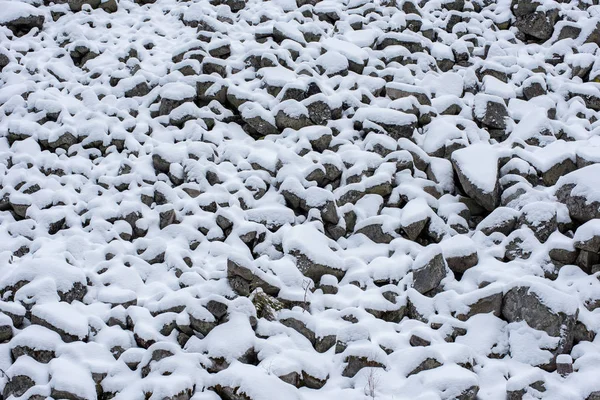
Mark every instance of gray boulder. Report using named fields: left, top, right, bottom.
left=518, top=202, right=557, bottom=244
left=0, top=3, right=44, bottom=36
left=512, top=0, right=559, bottom=42
left=412, top=245, right=447, bottom=294
left=473, top=94, right=509, bottom=130
left=226, top=258, right=280, bottom=297
left=3, top=375, right=35, bottom=399
left=69, top=0, right=118, bottom=12
left=342, top=355, right=385, bottom=378
left=555, top=165, right=600, bottom=223
left=452, top=143, right=500, bottom=212
left=274, top=100, right=313, bottom=131
left=502, top=283, right=578, bottom=357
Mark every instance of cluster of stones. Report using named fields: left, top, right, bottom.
left=1, top=0, right=600, bottom=399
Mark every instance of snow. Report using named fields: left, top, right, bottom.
left=0, top=0, right=599, bottom=399
left=282, top=224, right=344, bottom=270
left=159, top=82, right=196, bottom=101
left=31, top=302, right=89, bottom=340
left=353, top=107, right=418, bottom=126
left=574, top=219, right=600, bottom=244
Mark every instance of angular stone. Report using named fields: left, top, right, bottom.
left=342, top=355, right=385, bottom=378
left=227, top=258, right=280, bottom=297
left=502, top=284, right=577, bottom=356
left=412, top=246, right=447, bottom=294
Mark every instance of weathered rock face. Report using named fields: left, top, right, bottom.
left=227, top=258, right=280, bottom=297
left=511, top=0, right=560, bottom=42
left=473, top=94, right=509, bottom=130
left=517, top=202, right=557, bottom=244
left=412, top=246, right=447, bottom=294
left=2, top=375, right=36, bottom=399
left=342, top=355, right=385, bottom=378
left=502, top=284, right=577, bottom=357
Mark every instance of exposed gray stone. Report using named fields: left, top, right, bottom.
left=227, top=258, right=280, bottom=297
left=412, top=247, right=447, bottom=294
left=502, top=285, right=577, bottom=357
left=342, top=355, right=385, bottom=378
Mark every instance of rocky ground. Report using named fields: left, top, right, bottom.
left=1, top=0, right=600, bottom=399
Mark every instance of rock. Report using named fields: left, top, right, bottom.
left=11, top=325, right=60, bottom=363
left=473, top=94, right=509, bottom=130
left=342, top=355, right=385, bottom=378
left=457, top=386, right=480, bottom=400
left=322, top=38, right=368, bottom=74
left=227, top=258, right=280, bottom=297
left=457, top=286, right=503, bottom=321
left=206, top=299, right=229, bottom=321
left=304, top=94, right=338, bottom=125
left=441, top=235, right=479, bottom=274
left=505, top=230, right=535, bottom=261
left=158, top=83, right=196, bottom=117
left=280, top=314, right=316, bottom=344
left=283, top=225, right=346, bottom=284
left=239, top=103, right=279, bottom=138
left=574, top=220, right=600, bottom=254
left=0, top=2, right=44, bottom=36
left=3, top=374, right=35, bottom=399
left=31, top=302, right=89, bottom=343
left=140, top=345, right=175, bottom=378
left=0, top=52, right=9, bottom=71
left=69, top=0, right=118, bottom=12
left=518, top=202, right=557, bottom=244
left=512, top=0, right=559, bottom=42
left=409, top=333, right=431, bottom=347
left=301, top=370, right=328, bottom=389
left=188, top=307, right=217, bottom=337
left=521, top=76, right=547, bottom=100
left=587, top=391, right=600, bottom=400
left=568, top=86, right=600, bottom=112
left=274, top=100, right=313, bottom=131
left=476, top=207, right=519, bottom=236
left=353, top=107, right=418, bottom=140
left=412, top=245, right=447, bottom=294
left=556, top=354, right=573, bottom=377
left=502, top=283, right=578, bottom=356
left=0, top=313, right=13, bottom=342
left=555, top=165, right=600, bottom=223
left=407, top=357, right=442, bottom=377
left=249, top=288, right=283, bottom=321
left=50, top=358, right=97, bottom=400
left=124, top=81, right=150, bottom=98
left=452, top=143, right=500, bottom=212
left=355, top=219, right=396, bottom=244
left=386, top=82, right=432, bottom=106
left=302, top=126, right=333, bottom=153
